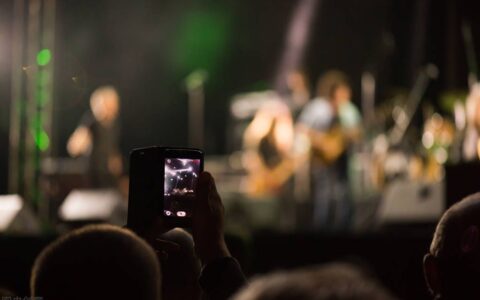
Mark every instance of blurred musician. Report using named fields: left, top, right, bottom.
left=421, top=113, right=455, bottom=181
left=67, top=86, right=123, bottom=188
left=296, top=71, right=361, bottom=229
left=242, top=97, right=295, bottom=197
left=463, top=83, right=480, bottom=161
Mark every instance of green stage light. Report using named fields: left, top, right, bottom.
left=37, top=130, right=50, bottom=151
left=172, top=10, right=230, bottom=73
left=37, top=49, right=51, bottom=66
left=32, top=128, right=50, bottom=152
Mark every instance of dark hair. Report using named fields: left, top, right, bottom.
left=233, top=263, right=397, bottom=300
left=31, top=224, right=161, bottom=300
left=0, top=287, right=15, bottom=298
left=316, top=70, right=350, bottom=99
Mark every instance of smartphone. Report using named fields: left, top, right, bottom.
left=127, top=146, right=204, bottom=231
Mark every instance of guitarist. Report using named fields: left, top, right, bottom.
left=242, top=98, right=295, bottom=198
left=296, top=71, right=361, bottom=229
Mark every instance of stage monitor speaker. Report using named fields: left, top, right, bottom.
left=377, top=180, right=444, bottom=225
left=0, top=194, right=41, bottom=234
left=59, top=189, right=127, bottom=226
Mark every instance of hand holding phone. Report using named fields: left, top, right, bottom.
left=127, top=146, right=230, bottom=264
left=192, top=172, right=230, bottom=264
left=127, top=146, right=204, bottom=232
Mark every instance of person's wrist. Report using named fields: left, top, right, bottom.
left=199, top=239, right=231, bottom=265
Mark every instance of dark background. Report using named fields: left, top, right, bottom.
left=1, top=0, right=480, bottom=194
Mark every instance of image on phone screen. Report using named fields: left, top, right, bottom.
left=163, top=158, right=201, bottom=218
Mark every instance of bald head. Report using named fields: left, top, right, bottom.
left=425, top=192, right=480, bottom=300
left=31, top=224, right=161, bottom=300
left=430, top=192, right=480, bottom=259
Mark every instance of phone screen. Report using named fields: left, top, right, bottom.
left=163, top=158, right=201, bottom=218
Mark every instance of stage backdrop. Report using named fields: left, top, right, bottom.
left=1, top=0, right=480, bottom=193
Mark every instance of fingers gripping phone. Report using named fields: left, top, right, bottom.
left=127, top=146, right=204, bottom=231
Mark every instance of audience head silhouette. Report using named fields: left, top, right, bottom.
left=233, top=263, right=397, bottom=300
left=424, top=192, right=480, bottom=300
left=31, top=224, right=161, bottom=300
